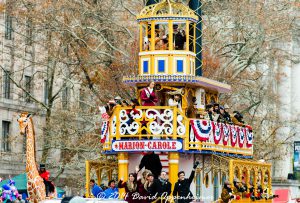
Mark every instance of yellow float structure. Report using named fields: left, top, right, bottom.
left=93, top=0, right=274, bottom=202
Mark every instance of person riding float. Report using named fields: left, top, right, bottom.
left=39, top=164, right=55, bottom=197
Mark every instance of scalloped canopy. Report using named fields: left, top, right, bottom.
left=137, top=0, right=198, bottom=22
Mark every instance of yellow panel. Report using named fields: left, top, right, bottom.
left=118, top=153, right=128, bottom=199
left=85, top=160, right=91, bottom=197
left=139, top=56, right=141, bottom=75
left=168, top=55, right=173, bottom=74
left=150, top=21, right=155, bottom=51
left=186, top=21, right=190, bottom=51
left=168, top=152, right=179, bottom=193
left=168, top=20, right=173, bottom=51
left=139, top=23, right=143, bottom=52
left=150, top=54, right=154, bottom=74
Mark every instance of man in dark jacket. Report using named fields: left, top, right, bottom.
left=173, top=161, right=199, bottom=203
left=139, top=152, right=162, bottom=179
left=159, top=171, right=172, bottom=203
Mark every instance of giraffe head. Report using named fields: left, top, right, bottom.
left=17, top=112, right=31, bottom=135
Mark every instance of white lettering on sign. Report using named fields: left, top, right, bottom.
left=112, top=140, right=182, bottom=152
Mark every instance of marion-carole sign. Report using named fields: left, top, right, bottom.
left=112, top=140, right=183, bottom=152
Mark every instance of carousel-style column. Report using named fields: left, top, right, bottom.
left=253, top=169, right=258, bottom=196
left=85, top=160, right=91, bottom=197
left=229, top=160, right=234, bottom=183
left=246, top=169, right=251, bottom=193
left=118, top=153, right=129, bottom=198
left=267, top=171, right=272, bottom=196
left=169, top=152, right=179, bottom=192
left=97, top=168, right=102, bottom=186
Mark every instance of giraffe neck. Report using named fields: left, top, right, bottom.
left=26, top=119, right=39, bottom=178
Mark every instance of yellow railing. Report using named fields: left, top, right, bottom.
left=231, top=199, right=272, bottom=203
left=103, top=106, right=253, bottom=156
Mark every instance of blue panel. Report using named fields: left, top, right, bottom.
left=177, top=60, right=184, bottom=72
left=143, top=61, right=149, bottom=73
left=158, top=60, right=165, bottom=73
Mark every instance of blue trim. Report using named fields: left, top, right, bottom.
left=110, top=139, right=184, bottom=152
left=176, top=60, right=184, bottom=73
left=143, top=60, right=149, bottom=73
left=158, top=60, right=165, bottom=73
left=104, top=143, right=252, bottom=159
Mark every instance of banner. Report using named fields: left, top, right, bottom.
left=190, top=119, right=212, bottom=141
left=222, top=123, right=230, bottom=145
left=112, top=140, right=183, bottom=152
left=230, top=125, right=238, bottom=147
left=238, top=127, right=245, bottom=148
left=294, top=142, right=300, bottom=172
left=212, top=121, right=222, bottom=144
left=100, top=121, right=109, bottom=143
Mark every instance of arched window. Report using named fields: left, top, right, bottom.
left=213, top=173, right=219, bottom=201
left=196, top=171, right=201, bottom=199
left=204, top=173, right=209, bottom=188
left=220, top=173, right=226, bottom=186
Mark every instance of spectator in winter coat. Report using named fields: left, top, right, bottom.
left=140, top=81, right=158, bottom=106
left=104, top=180, right=118, bottom=199
left=118, top=173, right=138, bottom=203
left=89, top=179, right=103, bottom=198
left=159, top=171, right=172, bottom=203
left=146, top=173, right=162, bottom=202
left=231, top=111, right=245, bottom=127
left=39, top=164, right=54, bottom=197
left=173, top=162, right=199, bottom=203
left=139, top=152, right=162, bottom=179
left=137, top=169, right=152, bottom=203
left=205, top=104, right=219, bottom=121
left=221, top=181, right=236, bottom=203
left=218, top=106, right=232, bottom=123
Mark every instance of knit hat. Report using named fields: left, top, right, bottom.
left=114, top=96, right=121, bottom=100
left=69, top=196, right=86, bottom=203
left=224, top=180, right=232, bottom=185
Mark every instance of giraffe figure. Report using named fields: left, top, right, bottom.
left=17, top=113, right=48, bottom=203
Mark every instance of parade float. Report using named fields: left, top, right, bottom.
left=86, top=0, right=276, bottom=203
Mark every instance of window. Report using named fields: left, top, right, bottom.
left=196, top=171, right=201, bottom=200
left=2, top=121, right=10, bottom=152
left=24, top=75, right=32, bottom=102
left=62, top=83, right=70, bottom=109
left=204, top=173, right=209, bottom=188
left=143, top=60, right=149, bottom=74
left=3, top=70, right=11, bottom=99
left=213, top=173, right=219, bottom=201
left=5, top=12, right=13, bottom=40
left=158, top=60, right=165, bottom=73
left=44, top=80, right=48, bottom=105
left=79, top=88, right=87, bottom=110
left=25, top=18, right=33, bottom=45
left=176, top=60, right=184, bottom=73
left=221, top=173, right=226, bottom=185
